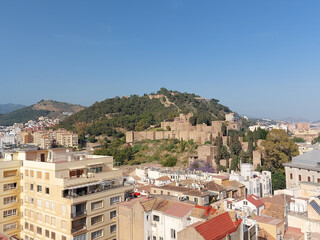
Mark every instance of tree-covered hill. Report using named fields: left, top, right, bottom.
left=0, top=100, right=85, bottom=126
left=59, top=88, right=232, bottom=137
left=0, top=103, right=26, bottom=114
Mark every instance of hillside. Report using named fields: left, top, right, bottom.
left=59, top=88, right=232, bottom=137
left=0, top=103, right=26, bottom=114
left=0, top=100, right=85, bottom=126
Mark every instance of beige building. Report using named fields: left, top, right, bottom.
left=20, top=129, right=78, bottom=149
left=1, top=148, right=133, bottom=240
left=284, top=149, right=320, bottom=189
left=0, top=158, right=21, bottom=238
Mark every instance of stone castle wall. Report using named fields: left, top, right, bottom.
left=126, top=113, right=240, bottom=144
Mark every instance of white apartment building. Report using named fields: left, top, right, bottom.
left=229, top=163, right=272, bottom=197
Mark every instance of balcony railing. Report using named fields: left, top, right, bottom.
left=71, top=211, right=87, bottom=219
left=71, top=224, right=86, bottom=233
left=63, top=183, right=131, bottom=199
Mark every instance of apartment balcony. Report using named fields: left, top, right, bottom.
left=71, top=218, right=87, bottom=234
left=62, top=180, right=133, bottom=203
left=71, top=202, right=87, bottom=219
left=71, top=211, right=87, bottom=219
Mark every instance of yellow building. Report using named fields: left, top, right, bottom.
left=0, top=157, right=21, bottom=238
left=1, top=148, right=133, bottom=240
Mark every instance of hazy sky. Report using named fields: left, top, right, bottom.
left=1, top=1, right=320, bottom=120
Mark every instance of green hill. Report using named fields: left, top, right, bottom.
left=59, top=88, right=232, bottom=137
left=0, top=100, right=85, bottom=126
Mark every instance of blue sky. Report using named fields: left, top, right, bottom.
left=1, top=1, right=320, bottom=120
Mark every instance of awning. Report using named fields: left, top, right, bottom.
left=66, top=181, right=101, bottom=190
left=87, top=162, right=104, bottom=166
left=68, top=166, right=86, bottom=170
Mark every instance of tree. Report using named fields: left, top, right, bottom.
left=261, top=129, right=299, bottom=170
left=272, top=170, right=286, bottom=192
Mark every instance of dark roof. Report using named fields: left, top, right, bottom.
left=205, top=181, right=226, bottom=192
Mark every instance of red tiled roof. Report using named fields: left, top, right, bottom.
left=246, top=194, right=264, bottom=208
left=195, top=212, right=241, bottom=240
left=163, top=202, right=194, bottom=218
left=195, top=205, right=217, bottom=216
left=0, top=234, right=10, bottom=240
left=156, top=176, right=171, bottom=181
left=284, top=227, right=304, bottom=240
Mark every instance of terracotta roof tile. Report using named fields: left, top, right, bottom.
left=195, top=212, right=241, bottom=240
left=163, top=202, right=194, bottom=218
left=246, top=194, right=264, bottom=207
left=253, top=215, right=284, bottom=226
left=204, top=181, right=226, bottom=192
left=156, top=176, right=171, bottom=181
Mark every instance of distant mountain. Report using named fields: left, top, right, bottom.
left=59, top=88, right=232, bottom=136
left=282, top=117, right=310, bottom=123
left=0, top=100, right=85, bottom=126
left=0, top=103, right=26, bottom=114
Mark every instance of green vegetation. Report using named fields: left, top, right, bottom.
left=0, top=106, right=50, bottom=126
left=261, top=129, right=299, bottom=191
left=94, top=138, right=197, bottom=167
left=312, top=134, right=320, bottom=144
left=293, top=137, right=305, bottom=143
left=0, top=100, right=84, bottom=126
left=59, top=88, right=232, bottom=138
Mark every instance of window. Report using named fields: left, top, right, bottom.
left=153, top=237, right=156, bottom=240
left=110, top=225, right=116, bottom=233
left=308, top=176, right=311, bottom=182
left=37, top=185, right=42, bottom=193
left=3, top=196, right=17, bottom=204
left=45, top=172, right=50, bottom=180
left=37, top=213, right=42, bottom=221
left=91, top=230, right=103, bottom=239
left=45, top=187, right=50, bottom=194
left=37, top=199, right=42, bottom=207
left=51, top=202, right=56, bottom=211
left=30, top=197, right=34, bottom=204
left=45, top=230, right=50, bottom=238
left=154, top=190, right=156, bottom=193
left=3, top=209, right=17, bottom=218
left=62, top=205, right=67, bottom=214
left=91, top=215, right=103, bottom=225
left=153, top=215, right=160, bottom=222
left=171, top=229, right=176, bottom=239
left=30, top=211, right=34, bottom=219
left=91, top=200, right=103, bottom=210
left=30, top=224, right=34, bottom=232
left=290, top=173, right=293, bottom=179
left=3, top=222, right=17, bottom=232
left=37, top=227, right=42, bottom=235
left=318, top=178, right=320, bottom=183
left=30, top=170, right=34, bottom=177
left=110, top=210, right=117, bottom=219
left=194, top=197, right=198, bottom=203
left=88, top=166, right=103, bottom=173
left=244, top=201, right=248, bottom=206
left=45, top=215, right=50, bottom=223
left=110, top=196, right=120, bottom=205
left=61, top=236, right=66, bottom=240
left=51, top=217, right=56, bottom=226
left=3, top=182, right=17, bottom=191
left=61, top=220, right=67, bottom=230
left=37, top=171, right=42, bottom=179
left=51, top=232, right=56, bottom=240
left=167, top=191, right=170, bottom=195
left=4, top=170, right=17, bottom=178
left=299, top=175, right=302, bottom=181
left=30, top=184, right=34, bottom=191
left=25, top=222, right=29, bottom=230
left=46, top=201, right=50, bottom=209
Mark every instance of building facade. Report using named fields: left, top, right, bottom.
left=1, top=148, right=133, bottom=240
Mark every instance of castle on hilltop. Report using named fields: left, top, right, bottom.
left=126, top=113, right=240, bottom=144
